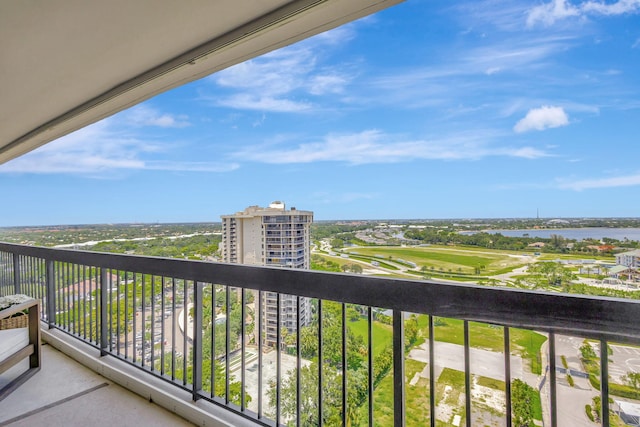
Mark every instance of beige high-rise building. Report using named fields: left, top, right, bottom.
left=221, top=201, right=313, bottom=348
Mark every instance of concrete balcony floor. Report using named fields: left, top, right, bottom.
left=0, top=327, right=256, bottom=427
left=0, top=342, right=194, bottom=427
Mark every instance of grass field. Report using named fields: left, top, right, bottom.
left=349, top=314, right=546, bottom=374
left=348, top=317, right=393, bottom=356
left=348, top=313, right=546, bottom=425
left=361, top=358, right=430, bottom=426
left=425, top=317, right=547, bottom=375
left=538, top=252, right=615, bottom=262
left=343, top=245, right=526, bottom=275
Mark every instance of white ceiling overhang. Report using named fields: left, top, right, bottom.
left=0, top=0, right=402, bottom=164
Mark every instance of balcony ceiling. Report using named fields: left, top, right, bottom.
left=0, top=0, right=401, bottom=164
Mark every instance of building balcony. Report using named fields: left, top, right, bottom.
left=2, top=242, right=640, bottom=426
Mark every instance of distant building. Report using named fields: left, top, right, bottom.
left=617, top=400, right=640, bottom=426
left=587, top=244, right=616, bottom=253
left=528, top=242, right=546, bottom=248
left=616, top=249, right=640, bottom=268
left=221, top=202, right=313, bottom=348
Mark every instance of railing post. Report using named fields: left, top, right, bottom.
left=393, top=309, right=405, bottom=427
left=192, top=281, right=203, bottom=401
left=504, top=327, right=512, bottom=427
left=100, top=267, right=108, bottom=356
left=600, top=339, right=610, bottom=427
left=548, top=332, right=557, bottom=427
left=463, top=321, right=471, bottom=427
left=46, top=259, right=56, bottom=329
left=13, top=253, right=20, bottom=294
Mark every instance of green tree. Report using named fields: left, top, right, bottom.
left=512, top=378, right=535, bottom=427
left=268, top=363, right=343, bottom=426
left=623, top=371, right=640, bottom=390
left=527, top=262, right=575, bottom=290
left=580, top=342, right=597, bottom=360
left=404, top=314, right=419, bottom=351
left=592, top=395, right=601, bottom=421
left=349, top=264, right=363, bottom=274
left=331, top=238, right=344, bottom=249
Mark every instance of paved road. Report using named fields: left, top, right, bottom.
left=554, top=335, right=598, bottom=427
left=610, top=343, right=640, bottom=383
left=407, top=341, right=526, bottom=384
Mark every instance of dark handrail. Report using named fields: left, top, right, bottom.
left=2, top=241, right=640, bottom=343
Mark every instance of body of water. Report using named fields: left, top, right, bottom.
left=462, top=227, right=640, bottom=242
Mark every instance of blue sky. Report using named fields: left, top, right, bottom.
left=2, top=0, right=640, bottom=226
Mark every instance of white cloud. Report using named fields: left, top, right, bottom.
left=231, top=130, right=550, bottom=165
left=527, top=0, right=640, bottom=27
left=125, top=105, right=190, bottom=128
left=308, top=74, right=349, bottom=95
left=527, top=0, right=580, bottom=27
left=581, top=0, right=640, bottom=15
left=557, top=172, right=640, bottom=190
left=514, top=106, right=569, bottom=133
left=217, top=94, right=313, bottom=113
left=0, top=118, right=237, bottom=175
left=369, top=35, right=573, bottom=109
left=208, top=27, right=356, bottom=112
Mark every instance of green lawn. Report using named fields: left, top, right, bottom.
left=425, top=317, right=547, bottom=375
left=344, top=245, right=526, bottom=275
left=537, top=252, right=615, bottom=262
left=349, top=315, right=546, bottom=375
left=348, top=317, right=392, bottom=356
left=360, top=358, right=430, bottom=426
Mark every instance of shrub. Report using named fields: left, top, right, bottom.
left=585, top=405, right=595, bottom=422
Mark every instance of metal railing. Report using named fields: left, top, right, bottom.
left=2, top=241, right=640, bottom=427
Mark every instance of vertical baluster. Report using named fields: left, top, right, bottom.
left=160, top=276, right=166, bottom=375
left=151, top=275, right=156, bottom=369
left=296, top=295, right=301, bottom=427
left=133, top=273, right=137, bottom=363
left=210, top=285, right=216, bottom=399
left=100, top=267, right=108, bottom=356
left=549, top=331, right=557, bottom=427
left=504, top=327, right=512, bottom=427
left=241, top=288, right=247, bottom=411
left=88, top=265, right=94, bottom=344
left=182, top=280, right=188, bottom=386
left=464, top=321, right=471, bottom=427
left=73, top=263, right=78, bottom=336
left=276, top=293, right=281, bottom=425
left=601, top=339, right=610, bottom=427
left=65, top=262, right=70, bottom=331
left=393, top=309, right=405, bottom=427
left=429, top=316, right=435, bottom=427
left=171, top=277, right=176, bottom=381
left=258, top=290, right=263, bottom=419
left=318, top=299, right=324, bottom=426
left=192, top=281, right=203, bottom=401
left=81, top=265, right=86, bottom=340
left=342, top=302, right=347, bottom=426
left=12, top=252, right=20, bottom=294
left=368, top=306, right=374, bottom=427
left=124, top=271, right=129, bottom=360
left=108, top=268, right=113, bottom=350
left=141, top=273, right=146, bottom=367
left=226, top=285, right=232, bottom=404
left=46, top=259, right=55, bottom=329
